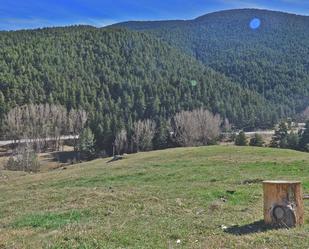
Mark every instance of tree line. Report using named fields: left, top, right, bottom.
left=234, top=120, right=309, bottom=152
left=113, top=108, right=224, bottom=155
left=3, top=103, right=309, bottom=172
left=2, top=103, right=225, bottom=157
left=4, top=104, right=87, bottom=151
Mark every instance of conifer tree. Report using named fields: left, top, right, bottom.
left=235, top=131, right=247, bottom=146
left=299, top=121, right=309, bottom=151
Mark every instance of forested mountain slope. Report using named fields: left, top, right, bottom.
left=0, top=27, right=274, bottom=150
left=112, top=9, right=309, bottom=117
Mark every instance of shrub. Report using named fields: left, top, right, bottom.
left=5, top=145, right=40, bottom=172
left=287, top=132, right=299, bottom=150
left=235, top=131, right=247, bottom=146
left=249, top=133, right=264, bottom=147
left=229, top=133, right=237, bottom=142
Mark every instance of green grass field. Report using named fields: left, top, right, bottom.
left=1, top=145, right=309, bottom=248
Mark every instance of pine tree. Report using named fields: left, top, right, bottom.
left=299, top=121, right=309, bottom=151
left=78, top=127, right=95, bottom=160
left=235, top=131, right=247, bottom=146
left=287, top=132, right=299, bottom=150
left=0, top=91, right=6, bottom=122
left=270, top=122, right=288, bottom=148
left=153, top=119, right=170, bottom=149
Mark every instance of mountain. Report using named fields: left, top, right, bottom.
left=0, top=26, right=274, bottom=150
left=111, top=9, right=309, bottom=117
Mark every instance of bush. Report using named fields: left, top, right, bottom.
left=5, top=145, right=40, bottom=172
left=235, top=131, right=247, bottom=146
left=229, top=133, right=237, bottom=142
left=249, top=133, right=264, bottom=147
left=287, top=132, right=299, bottom=150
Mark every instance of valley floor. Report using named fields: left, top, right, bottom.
left=0, top=145, right=309, bottom=248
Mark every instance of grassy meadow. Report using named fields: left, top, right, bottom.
left=1, top=145, right=309, bottom=248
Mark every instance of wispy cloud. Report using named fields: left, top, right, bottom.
left=82, top=19, right=117, bottom=27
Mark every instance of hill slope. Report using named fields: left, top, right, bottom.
left=1, top=146, right=309, bottom=248
left=112, top=9, right=309, bottom=117
left=0, top=26, right=275, bottom=146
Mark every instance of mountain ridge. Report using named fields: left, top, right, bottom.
left=110, top=8, right=309, bottom=30
left=1, top=8, right=309, bottom=151
left=111, top=8, right=309, bottom=117
left=0, top=26, right=274, bottom=149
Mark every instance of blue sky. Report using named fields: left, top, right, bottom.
left=0, top=0, right=308, bottom=30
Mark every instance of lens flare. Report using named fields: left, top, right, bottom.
left=250, top=18, right=261, bottom=30
left=190, top=80, right=197, bottom=87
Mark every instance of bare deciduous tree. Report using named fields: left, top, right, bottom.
left=172, top=108, right=222, bottom=147
left=5, top=142, right=40, bottom=172
left=132, top=119, right=156, bottom=152
left=115, top=129, right=127, bottom=155
left=68, top=108, right=88, bottom=151
left=223, top=118, right=232, bottom=132
left=302, top=107, right=309, bottom=121
left=5, top=104, right=87, bottom=152
left=172, top=110, right=197, bottom=147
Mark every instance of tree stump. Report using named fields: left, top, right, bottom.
left=263, top=181, right=304, bottom=227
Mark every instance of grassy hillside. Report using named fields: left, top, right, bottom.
left=1, top=146, right=309, bottom=248
left=112, top=9, right=309, bottom=117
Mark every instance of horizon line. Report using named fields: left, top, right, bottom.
left=1, top=7, right=308, bottom=32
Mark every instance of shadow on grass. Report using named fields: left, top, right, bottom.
left=225, top=220, right=274, bottom=235
left=106, top=155, right=124, bottom=164
left=43, top=151, right=79, bottom=163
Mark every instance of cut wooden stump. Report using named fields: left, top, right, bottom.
left=263, top=180, right=304, bottom=228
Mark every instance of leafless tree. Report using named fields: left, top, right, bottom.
left=223, top=118, right=232, bottom=132
left=132, top=119, right=156, bottom=152
left=172, top=108, right=222, bottom=147
left=172, top=110, right=198, bottom=147
left=5, top=104, right=87, bottom=152
left=114, top=129, right=128, bottom=155
left=5, top=142, right=40, bottom=172
left=302, top=107, right=309, bottom=121
left=68, top=108, right=88, bottom=151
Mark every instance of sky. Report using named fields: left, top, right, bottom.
left=0, top=0, right=308, bottom=30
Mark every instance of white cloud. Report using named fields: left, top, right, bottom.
left=83, top=18, right=117, bottom=27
